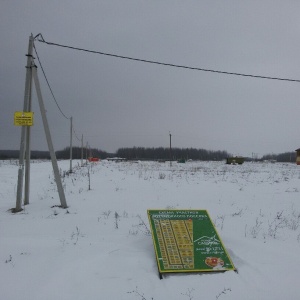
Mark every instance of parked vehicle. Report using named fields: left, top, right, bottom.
left=226, top=157, right=244, bottom=165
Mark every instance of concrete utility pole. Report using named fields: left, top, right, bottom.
left=32, top=66, right=67, bottom=208
left=85, top=142, right=89, bottom=163
left=69, top=116, right=73, bottom=173
left=24, top=69, right=33, bottom=205
left=15, top=34, right=34, bottom=212
left=81, top=134, right=84, bottom=166
left=169, top=132, right=172, bottom=167
left=14, top=34, right=68, bottom=211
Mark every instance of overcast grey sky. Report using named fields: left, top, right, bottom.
left=1, top=1, right=300, bottom=157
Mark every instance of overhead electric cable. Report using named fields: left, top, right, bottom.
left=34, top=33, right=300, bottom=83
left=72, top=126, right=81, bottom=142
left=33, top=43, right=70, bottom=120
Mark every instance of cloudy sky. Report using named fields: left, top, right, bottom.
left=1, top=1, right=300, bottom=157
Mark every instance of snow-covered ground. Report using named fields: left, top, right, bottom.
left=1, top=159, right=300, bottom=300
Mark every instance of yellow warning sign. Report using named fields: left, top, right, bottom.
left=14, top=112, right=34, bottom=126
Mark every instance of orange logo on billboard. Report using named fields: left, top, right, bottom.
left=205, top=257, right=224, bottom=268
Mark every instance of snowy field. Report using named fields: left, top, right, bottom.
left=1, top=159, right=300, bottom=300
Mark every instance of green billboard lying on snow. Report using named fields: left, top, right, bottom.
left=147, top=209, right=236, bottom=278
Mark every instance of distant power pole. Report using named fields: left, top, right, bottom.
left=169, top=132, right=172, bottom=166
left=81, top=134, right=84, bottom=166
left=69, top=116, right=73, bottom=173
left=85, top=142, right=89, bottom=163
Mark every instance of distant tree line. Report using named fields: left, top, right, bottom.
left=55, top=147, right=110, bottom=159
left=0, top=150, right=50, bottom=160
left=0, top=147, right=110, bottom=160
left=0, top=148, right=297, bottom=163
left=261, top=152, right=296, bottom=162
left=115, top=147, right=231, bottom=161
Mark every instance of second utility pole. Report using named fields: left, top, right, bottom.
left=169, top=132, right=172, bottom=167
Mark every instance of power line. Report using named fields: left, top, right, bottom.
left=72, top=126, right=81, bottom=142
left=33, top=43, right=70, bottom=120
left=34, top=42, right=84, bottom=146
left=35, top=33, right=300, bottom=83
